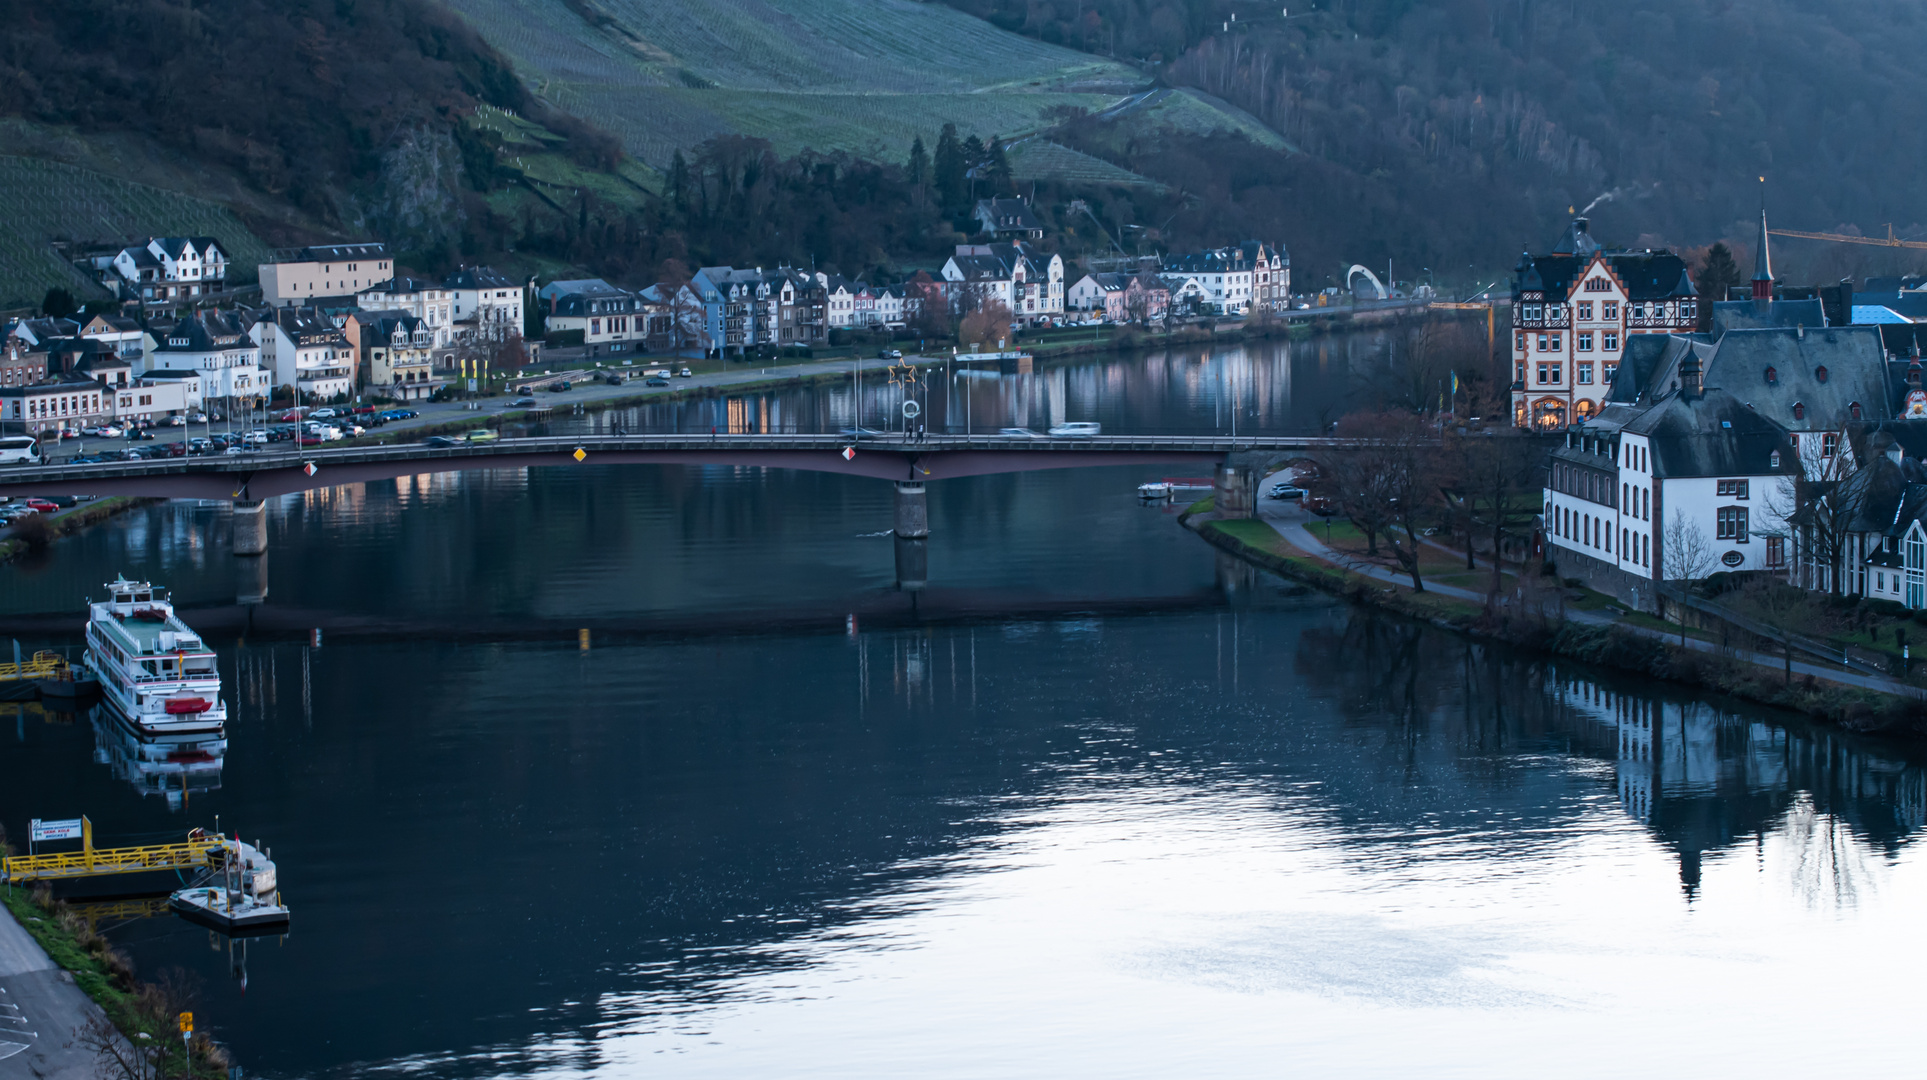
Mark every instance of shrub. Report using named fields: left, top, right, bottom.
left=9, top=513, right=54, bottom=550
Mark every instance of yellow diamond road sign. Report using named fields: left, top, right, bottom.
left=572, top=447, right=586, bottom=462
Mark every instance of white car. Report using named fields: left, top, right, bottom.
left=678, top=368, right=693, bottom=377
left=167, top=415, right=187, bottom=427
left=187, top=412, right=208, bottom=424
left=80, top=425, right=104, bottom=437
left=243, top=430, right=269, bottom=445
left=99, top=425, right=123, bottom=438
left=1047, top=422, right=1102, bottom=438
left=311, top=407, right=339, bottom=419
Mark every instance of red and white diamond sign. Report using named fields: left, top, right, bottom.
left=841, top=446, right=855, bottom=460
left=302, top=461, right=318, bottom=476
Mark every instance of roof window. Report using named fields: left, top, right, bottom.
left=1764, top=366, right=1777, bottom=385
left=1792, top=402, right=1806, bottom=421
left=1850, top=402, right=1863, bottom=420
left=1815, top=365, right=1829, bottom=383
left=1770, top=450, right=1781, bottom=468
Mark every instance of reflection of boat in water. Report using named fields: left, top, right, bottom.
left=91, top=706, right=225, bottom=806
left=170, top=835, right=288, bottom=936
left=83, top=578, right=227, bottom=737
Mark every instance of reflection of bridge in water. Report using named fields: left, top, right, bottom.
left=0, top=433, right=1342, bottom=554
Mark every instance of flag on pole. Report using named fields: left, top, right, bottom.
left=1451, top=370, right=1460, bottom=394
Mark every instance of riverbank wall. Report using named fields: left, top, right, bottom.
left=1182, top=510, right=1927, bottom=741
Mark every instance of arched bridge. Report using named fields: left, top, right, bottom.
left=0, top=432, right=1344, bottom=553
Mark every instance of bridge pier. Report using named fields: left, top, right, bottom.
left=894, top=535, right=928, bottom=592
left=893, top=481, right=929, bottom=539
left=1213, top=463, right=1256, bottom=520
left=232, top=499, right=267, bottom=556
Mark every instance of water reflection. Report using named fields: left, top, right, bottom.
left=90, top=706, right=225, bottom=808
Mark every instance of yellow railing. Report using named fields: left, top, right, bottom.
left=0, top=652, right=65, bottom=683
left=3, top=837, right=223, bottom=883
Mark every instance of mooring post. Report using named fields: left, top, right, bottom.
left=232, top=499, right=267, bottom=557
left=1212, top=462, right=1255, bottom=519
left=893, top=481, right=929, bottom=539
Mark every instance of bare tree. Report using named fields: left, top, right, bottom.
left=1790, top=430, right=1858, bottom=593
left=1662, top=508, right=1717, bottom=641
left=1443, top=428, right=1552, bottom=611
left=958, top=297, right=1014, bottom=348
left=1733, top=574, right=1811, bottom=683
left=1325, top=410, right=1438, bottom=591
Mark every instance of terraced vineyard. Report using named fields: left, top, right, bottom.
left=446, top=0, right=1147, bottom=165
left=0, top=156, right=271, bottom=312
left=1006, top=140, right=1160, bottom=189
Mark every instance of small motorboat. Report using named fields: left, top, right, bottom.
left=170, top=835, right=288, bottom=935
left=1137, top=482, right=1173, bottom=501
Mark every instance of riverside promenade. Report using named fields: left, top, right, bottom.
left=0, top=905, right=106, bottom=1078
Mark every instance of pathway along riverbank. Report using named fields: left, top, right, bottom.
left=1183, top=502, right=1927, bottom=742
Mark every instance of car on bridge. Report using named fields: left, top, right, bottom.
left=1047, top=422, right=1101, bottom=438
left=465, top=429, right=498, bottom=443
left=421, top=436, right=460, bottom=448
left=645, top=377, right=670, bottom=386
left=506, top=398, right=537, bottom=408
left=998, top=427, right=1043, bottom=439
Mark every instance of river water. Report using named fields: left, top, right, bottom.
left=4, top=333, right=1924, bottom=1077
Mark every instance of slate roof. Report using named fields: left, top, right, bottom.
left=974, top=198, right=1041, bottom=234
left=260, top=306, right=346, bottom=344
left=949, top=254, right=1013, bottom=282
left=445, top=266, right=517, bottom=290
left=292, top=242, right=388, bottom=262
left=1708, top=297, right=1827, bottom=335
left=362, top=276, right=439, bottom=296
left=1617, top=388, right=1798, bottom=480
left=1513, top=218, right=1695, bottom=302
left=1698, top=325, right=1889, bottom=430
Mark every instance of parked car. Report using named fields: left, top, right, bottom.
left=506, top=398, right=537, bottom=408
left=310, top=407, right=340, bottom=419
left=465, top=429, right=499, bottom=443
left=645, top=377, right=670, bottom=387
left=97, top=449, right=129, bottom=462
left=23, top=498, right=58, bottom=513
left=167, top=415, right=187, bottom=426
left=548, top=381, right=572, bottom=392
left=678, top=368, right=694, bottom=377
left=99, top=425, right=123, bottom=438
left=1267, top=484, right=1306, bottom=500
left=43, top=496, right=76, bottom=508
left=187, top=412, right=208, bottom=424
left=878, top=348, right=903, bottom=360
left=421, top=435, right=460, bottom=447
left=1306, top=496, right=1337, bottom=517
left=79, top=425, right=104, bottom=437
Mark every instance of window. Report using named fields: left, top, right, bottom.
left=1823, top=432, right=1840, bottom=457
left=1585, top=278, right=1610, bottom=292
left=1717, top=506, right=1749, bottom=540
left=1578, top=332, right=1594, bottom=351
left=1642, top=487, right=1649, bottom=520
left=1603, top=302, right=1619, bottom=320
left=1850, top=401, right=1863, bottom=420
left=1770, top=450, right=1782, bottom=468
left=1515, top=330, right=1527, bottom=352
left=1538, top=362, right=1560, bottom=384
left=1766, top=536, right=1785, bottom=569
left=1765, top=366, right=1777, bottom=385
left=1578, top=302, right=1594, bottom=320
left=1603, top=332, right=1619, bottom=350
left=1578, top=364, right=1594, bottom=384
left=1550, top=333, right=1563, bottom=350
left=1815, top=366, right=1829, bottom=384
left=1791, top=403, right=1805, bottom=421
left=1716, top=480, right=1750, bottom=498
left=1537, top=333, right=1549, bottom=351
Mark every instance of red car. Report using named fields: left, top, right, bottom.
left=23, top=498, right=58, bottom=513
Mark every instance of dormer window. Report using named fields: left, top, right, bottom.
left=1764, top=366, right=1777, bottom=385
left=1792, top=402, right=1806, bottom=421
left=1850, top=402, right=1863, bottom=420
left=1770, top=450, right=1781, bottom=468
left=1815, top=365, right=1829, bottom=383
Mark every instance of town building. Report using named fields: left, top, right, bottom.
left=97, top=238, right=231, bottom=306
left=940, top=242, right=1064, bottom=324
left=261, top=243, right=393, bottom=307
left=252, top=307, right=357, bottom=402
left=346, top=311, right=443, bottom=401
left=445, top=266, right=524, bottom=346
left=77, top=314, right=144, bottom=361
left=110, top=378, right=192, bottom=427
left=1, top=374, right=110, bottom=435
left=973, top=198, right=1044, bottom=240
left=0, top=341, right=46, bottom=388
left=541, top=278, right=644, bottom=357
left=1510, top=218, right=1699, bottom=430
left=141, top=310, right=270, bottom=413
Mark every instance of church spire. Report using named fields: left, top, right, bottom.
left=1752, top=177, right=1774, bottom=302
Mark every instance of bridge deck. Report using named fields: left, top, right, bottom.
left=0, top=434, right=1337, bottom=499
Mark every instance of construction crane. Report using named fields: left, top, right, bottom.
left=1769, top=224, right=1927, bottom=251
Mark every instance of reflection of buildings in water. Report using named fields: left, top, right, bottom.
left=1553, top=674, right=1927, bottom=896
left=91, top=706, right=225, bottom=808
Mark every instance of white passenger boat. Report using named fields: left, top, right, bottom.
left=82, top=578, right=226, bottom=737
left=1137, top=482, right=1173, bottom=500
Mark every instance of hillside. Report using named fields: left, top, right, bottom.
left=945, top=0, right=1927, bottom=288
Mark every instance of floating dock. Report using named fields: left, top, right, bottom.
left=2, top=818, right=222, bottom=885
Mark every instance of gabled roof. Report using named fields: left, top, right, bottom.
left=1617, top=388, right=1797, bottom=479
left=290, top=242, right=388, bottom=262
left=1696, top=325, right=1887, bottom=430
left=444, top=266, right=517, bottom=291
left=948, top=254, right=1013, bottom=282
left=362, top=275, right=439, bottom=296
left=1709, top=297, right=1827, bottom=335
left=974, top=198, right=1042, bottom=233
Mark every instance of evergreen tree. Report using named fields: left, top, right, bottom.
left=667, top=150, right=691, bottom=216
left=907, top=136, right=929, bottom=188
left=960, top=133, right=986, bottom=167
left=985, top=134, right=1012, bottom=194
left=1696, top=242, right=1742, bottom=301
left=40, top=287, right=76, bottom=319
left=933, top=123, right=965, bottom=210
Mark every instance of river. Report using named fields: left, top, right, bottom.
left=3, top=332, right=1923, bottom=1077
